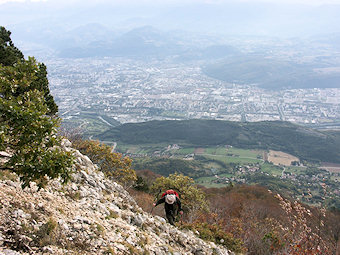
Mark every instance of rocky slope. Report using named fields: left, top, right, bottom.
left=0, top=140, right=231, bottom=255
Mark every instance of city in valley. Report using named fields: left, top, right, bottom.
left=44, top=52, right=340, bottom=210
left=47, top=57, right=340, bottom=129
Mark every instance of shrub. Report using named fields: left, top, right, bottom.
left=72, top=139, right=137, bottom=189
left=34, top=217, right=59, bottom=246
left=180, top=222, right=246, bottom=253
left=151, top=173, right=208, bottom=222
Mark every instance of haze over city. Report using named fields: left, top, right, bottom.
left=2, top=2, right=340, bottom=254
left=1, top=0, right=340, bottom=130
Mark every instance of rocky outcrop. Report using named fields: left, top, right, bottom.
left=0, top=140, right=231, bottom=255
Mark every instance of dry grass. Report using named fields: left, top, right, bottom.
left=267, top=150, right=299, bottom=166
left=194, top=148, right=205, bottom=154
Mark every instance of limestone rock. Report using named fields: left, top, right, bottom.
left=0, top=139, right=232, bottom=255
left=0, top=249, right=22, bottom=255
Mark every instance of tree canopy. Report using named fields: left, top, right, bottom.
left=0, top=26, right=58, bottom=115
left=0, top=26, right=24, bottom=66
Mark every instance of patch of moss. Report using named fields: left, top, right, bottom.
left=105, top=209, right=119, bottom=220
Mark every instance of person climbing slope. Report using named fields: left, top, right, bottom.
left=153, top=189, right=183, bottom=225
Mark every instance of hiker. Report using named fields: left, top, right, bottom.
left=153, top=189, right=183, bottom=225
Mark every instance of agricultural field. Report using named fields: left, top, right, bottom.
left=259, top=162, right=283, bottom=176
left=190, top=147, right=264, bottom=165
left=62, top=113, right=119, bottom=138
left=112, top=142, right=340, bottom=209
left=320, top=162, right=340, bottom=173
left=116, top=143, right=169, bottom=155
left=117, top=143, right=265, bottom=164
left=267, top=150, right=300, bottom=166
left=113, top=143, right=310, bottom=182
left=195, top=176, right=228, bottom=188
left=284, top=166, right=306, bottom=175
left=202, top=154, right=261, bottom=164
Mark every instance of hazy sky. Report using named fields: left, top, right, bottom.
left=2, top=0, right=340, bottom=43
left=2, top=0, right=340, bottom=5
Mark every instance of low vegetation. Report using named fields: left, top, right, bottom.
left=151, top=173, right=208, bottom=221
left=72, top=139, right=137, bottom=189
left=97, top=119, right=340, bottom=163
left=180, top=222, right=245, bottom=254
left=131, top=172, right=340, bottom=254
left=2, top=26, right=340, bottom=254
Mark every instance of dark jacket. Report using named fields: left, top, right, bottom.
left=155, top=195, right=182, bottom=214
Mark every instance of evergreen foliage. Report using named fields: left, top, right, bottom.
left=31, top=62, right=58, bottom=115
left=0, top=27, right=73, bottom=188
left=0, top=26, right=58, bottom=115
left=0, top=26, right=24, bottom=66
left=180, top=222, right=245, bottom=253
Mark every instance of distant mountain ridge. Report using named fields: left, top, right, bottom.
left=202, top=55, right=340, bottom=89
left=58, top=26, right=186, bottom=58
left=97, top=119, right=340, bottom=163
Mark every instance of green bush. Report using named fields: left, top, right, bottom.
left=0, top=27, right=74, bottom=189
left=34, top=217, right=59, bottom=246
left=180, top=222, right=245, bottom=253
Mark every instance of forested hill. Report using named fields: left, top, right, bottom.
left=97, top=120, right=340, bottom=163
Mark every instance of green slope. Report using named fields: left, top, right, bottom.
left=202, top=55, right=340, bottom=89
left=96, top=119, right=340, bottom=163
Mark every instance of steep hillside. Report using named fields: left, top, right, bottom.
left=97, top=120, right=340, bottom=163
left=0, top=140, right=231, bottom=255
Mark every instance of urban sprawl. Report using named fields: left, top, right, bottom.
left=48, top=58, right=340, bottom=128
